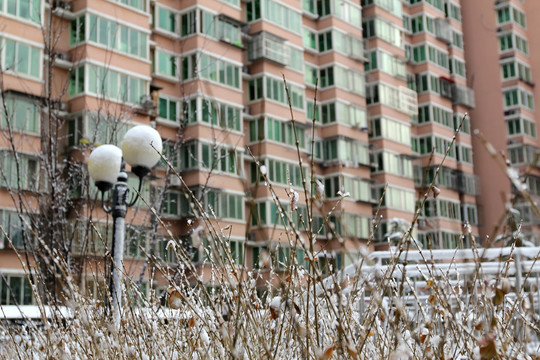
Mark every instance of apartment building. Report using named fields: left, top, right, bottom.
left=462, top=0, right=540, bottom=243
left=363, top=0, right=478, bottom=250
left=0, top=0, right=483, bottom=305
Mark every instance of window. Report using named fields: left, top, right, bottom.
left=0, top=209, right=29, bottom=249
left=114, top=0, right=146, bottom=11
left=414, top=74, right=442, bottom=94
left=332, top=31, right=363, bottom=58
left=252, top=117, right=306, bottom=148
left=303, top=28, right=317, bottom=50
left=423, top=199, right=461, bottom=221
left=82, top=15, right=148, bottom=58
left=200, top=10, right=242, bottom=45
left=512, top=7, right=526, bottom=27
left=412, top=45, right=426, bottom=63
left=305, top=64, right=317, bottom=86
left=499, top=33, right=513, bottom=51
left=266, top=77, right=304, bottom=108
left=1, top=0, right=40, bottom=23
left=70, top=16, right=85, bottom=45
left=410, top=15, right=424, bottom=33
left=319, top=65, right=365, bottom=95
left=342, top=213, right=370, bottom=239
left=365, top=51, right=406, bottom=78
left=182, top=53, right=241, bottom=89
left=452, top=31, right=463, bottom=49
left=372, top=151, right=413, bottom=178
left=322, top=137, right=370, bottom=166
left=427, top=45, right=448, bottom=69
left=125, top=226, right=148, bottom=259
left=0, top=151, right=40, bottom=191
left=181, top=141, right=241, bottom=175
left=448, top=3, right=461, bottom=21
left=324, top=175, right=371, bottom=202
left=266, top=158, right=305, bottom=187
left=415, top=135, right=455, bottom=158
left=67, top=113, right=131, bottom=147
left=414, top=104, right=452, bottom=128
left=369, top=117, right=411, bottom=145
left=314, top=0, right=361, bottom=24
left=246, top=0, right=302, bottom=33
left=153, top=50, right=177, bottom=78
left=499, top=32, right=528, bottom=55
left=518, top=62, right=532, bottom=83
left=161, top=141, right=180, bottom=168
left=0, top=274, right=33, bottom=305
left=201, top=99, right=242, bottom=131
left=498, top=5, right=526, bottom=27
left=453, top=113, right=471, bottom=134
left=156, top=6, right=177, bottom=33
left=163, top=192, right=180, bottom=215
left=374, top=186, right=415, bottom=212
left=501, top=61, right=531, bottom=82
left=497, top=7, right=510, bottom=24
left=70, top=64, right=148, bottom=104
left=191, top=189, right=244, bottom=220
left=1, top=96, right=40, bottom=134
left=3, top=38, right=41, bottom=79
left=515, top=34, right=528, bottom=55
left=450, top=58, right=466, bottom=77
left=158, top=97, right=178, bottom=122
left=363, top=18, right=403, bottom=48
left=457, top=145, right=472, bottom=164
left=361, top=0, right=402, bottom=17
left=247, top=77, right=304, bottom=109
left=506, top=117, right=536, bottom=138
left=220, top=0, right=239, bottom=6
left=366, top=82, right=417, bottom=116
left=508, top=145, right=540, bottom=166
left=318, top=31, right=332, bottom=52
left=181, top=10, right=197, bottom=36
left=248, top=32, right=303, bottom=70
left=503, top=88, right=534, bottom=110
left=320, top=101, right=366, bottom=128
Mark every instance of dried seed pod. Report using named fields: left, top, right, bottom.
left=168, top=290, right=182, bottom=309
left=478, top=333, right=497, bottom=359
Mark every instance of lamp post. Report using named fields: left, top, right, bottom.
left=87, top=125, right=162, bottom=324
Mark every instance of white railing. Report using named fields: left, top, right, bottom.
left=321, top=246, right=540, bottom=295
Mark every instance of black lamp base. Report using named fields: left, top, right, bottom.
left=95, top=181, right=113, bottom=192
left=131, top=165, right=151, bottom=179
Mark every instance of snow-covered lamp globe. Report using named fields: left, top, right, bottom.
left=88, top=144, right=123, bottom=192
left=121, top=125, right=163, bottom=179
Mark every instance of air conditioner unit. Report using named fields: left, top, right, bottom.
left=139, top=95, right=155, bottom=110
left=169, top=175, right=181, bottom=186
left=243, top=106, right=251, bottom=115
left=418, top=218, right=426, bottom=228
left=58, top=101, right=67, bottom=112
left=504, top=109, right=518, bottom=116
left=55, top=0, right=71, bottom=11
left=242, top=65, right=249, bottom=73
left=56, top=52, right=70, bottom=61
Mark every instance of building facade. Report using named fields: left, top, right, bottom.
left=462, top=0, right=540, bottom=243
left=0, top=0, right=484, bottom=305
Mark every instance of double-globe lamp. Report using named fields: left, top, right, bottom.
left=87, top=125, right=162, bottom=323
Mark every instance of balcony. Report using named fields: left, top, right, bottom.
left=434, top=18, right=452, bottom=44
left=248, top=32, right=288, bottom=66
left=398, top=86, right=418, bottom=116
left=452, top=84, right=475, bottom=108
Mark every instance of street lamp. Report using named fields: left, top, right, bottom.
left=87, top=125, right=162, bottom=323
